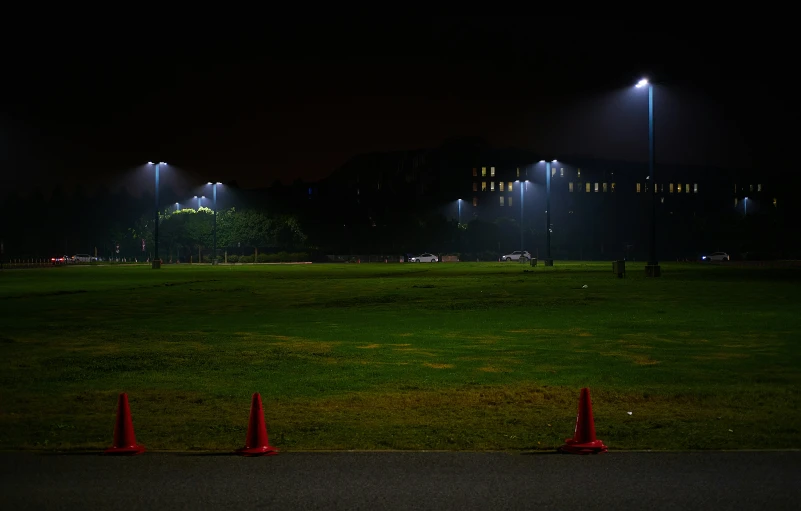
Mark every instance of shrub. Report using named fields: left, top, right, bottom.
left=227, top=254, right=239, bottom=263
left=239, top=255, right=254, bottom=263
left=257, top=253, right=269, bottom=263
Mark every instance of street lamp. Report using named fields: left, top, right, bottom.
left=457, top=198, right=462, bottom=225
left=636, top=78, right=661, bottom=277
left=539, top=160, right=557, bottom=266
left=147, top=161, right=166, bottom=269
left=516, top=180, right=527, bottom=251
left=207, top=182, right=221, bottom=265
left=193, top=195, right=205, bottom=210
left=744, top=196, right=748, bottom=216
left=175, top=202, right=180, bottom=211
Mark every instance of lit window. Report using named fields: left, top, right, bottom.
left=611, top=182, right=616, bottom=192
left=577, top=168, right=581, bottom=178
left=686, top=183, right=690, bottom=194
left=552, top=167, right=556, bottom=177
left=472, top=183, right=477, bottom=192
left=586, top=182, right=591, bottom=193
left=758, top=184, right=762, bottom=192
left=693, top=183, right=698, bottom=193
left=500, top=196, right=504, bottom=206
left=569, top=182, right=574, bottom=192
left=499, top=182, right=505, bottom=192
left=472, top=168, right=477, bottom=177
left=490, top=182, right=495, bottom=192
left=594, top=182, right=599, bottom=192
left=734, top=197, right=738, bottom=206
left=637, top=183, right=641, bottom=193
left=670, top=183, right=674, bottom=193
left=516, top=167, right=520, bottom=178
left=773, top=198, right=777, bottom=207
left=508, top=196, right=513, bottom=207
left=560, top=168, right=564, bottom=177
left=508, top=182, right=513, bottom=191
left=749, top=184, right=753, bottom=192
left=603, top=183, right=608, bottom=192
left=678, top=183, right=682, bottom=193
left=490, top=167, right=495, bottom=177
left=473, top=197, right=478, bottom=206
left=482, top=182, right=487, bottom=192
left=482, top=167, right=487, bottom=177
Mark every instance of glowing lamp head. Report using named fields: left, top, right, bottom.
left=636, top=78, right=649, bottom=88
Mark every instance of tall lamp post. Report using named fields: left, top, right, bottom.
left=148, top=161, right=166, bottom=269
left=636, top=78, right=661, bottom=277
left=208, top=182, right=221, bottom=265
left=541, top=160, right=557, bottom=266
left=457, top=198, right=462, bottom=225
left=194, top=195, right=205, bottom=210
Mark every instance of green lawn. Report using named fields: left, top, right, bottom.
left=1, top=262, right=799, bottom=451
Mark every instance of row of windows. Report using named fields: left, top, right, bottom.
left=470, top=196, right=779, bottom=209
left=473, top=181, right=516, bottom=192
left=473, top=167, right=526, bottom=178
left=635, top=183, right=698, bottom=194
left=735, top=184, right=762, bottom=192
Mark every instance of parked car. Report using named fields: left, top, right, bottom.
left=702, top=252, right=730, bottom=262
left=501, top=250, right=531, bottom=262
left=51, top=255, right=68, bottom=265
left=71, top=254, right=93, bottom=263
left=409, top=253, right=438, bottom=263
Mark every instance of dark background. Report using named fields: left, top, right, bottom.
left=3, top=17, right=795, bottom=197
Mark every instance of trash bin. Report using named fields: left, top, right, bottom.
left=613, top=260, right=625, bottom=278
left=530, top=257, right=537, bottom=267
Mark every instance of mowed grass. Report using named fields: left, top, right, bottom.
left=1, top=262, right=799, bottom=452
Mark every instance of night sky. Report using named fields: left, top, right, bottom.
left=2, top=18, right=795, bottom=196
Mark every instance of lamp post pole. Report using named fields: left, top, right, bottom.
left=148, top=161, right=166, bottom=269
left=637, top=78, right=660, bottom=277
left=545, top=161, right=554, bottom=266
left=520, top=181, right=524, bottom=251
left=208, top=183, right=219, bottom=265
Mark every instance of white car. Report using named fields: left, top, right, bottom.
left=501, top=250, right=531, bottom=262
left=71, top=254, right=93, bottom=263
left=702, top=252, right=730, bottom=262
left=409, top=253, right=438, bottom=263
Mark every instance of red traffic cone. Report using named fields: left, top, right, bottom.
left=558, top=387, right=607, bottom=454
left=105, top=393, right=145, bottom=455
left=236, top=393, right=278, bottom=456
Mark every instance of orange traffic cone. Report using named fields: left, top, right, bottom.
left=558, top=387, right=607, bottom=454
left=236, top=393, right=278, bottom=456
left=105, top=393, right=146, bottom=455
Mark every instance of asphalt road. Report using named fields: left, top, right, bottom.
left=1, top=451, right=799, bottom=510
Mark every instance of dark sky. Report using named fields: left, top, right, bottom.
left=2, top=17, right=795, bottom=196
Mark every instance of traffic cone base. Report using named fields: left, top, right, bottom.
left=105, top=392, right=145, bottom=456
left=558, top=438, right=607, bottom=455
left=237, top=392, right=278, bottom=457
left=105, top=444, right=147, bottom=455
left=236, top=445, right=279, bottom=456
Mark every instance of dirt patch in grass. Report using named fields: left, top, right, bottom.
left=423, top=363, right=454, bottom=369
left=357, top=344, right=381, bottom=349
left=478, top=366, right=513, bottom=373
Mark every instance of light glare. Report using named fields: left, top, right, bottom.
left=636, top=78, right=649, bottom=88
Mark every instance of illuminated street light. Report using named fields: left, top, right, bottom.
left=457, top=198, right=462, bottom=225
left=147, top=162, right=167, bottom=269
left=538, top=160, right=557, bottom=266
left=206, top=182, right=222, bottom=265
left=636, top=77, right=660, bottom=277
left=193, top=195, right=205, bottom=210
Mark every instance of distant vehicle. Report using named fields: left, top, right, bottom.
left=702, top=252, right=730, bottom=262
left=409, top=253, right=438, bottom=263
left=51, top=256, right=68, bottom=265
left=501, top=250, right=531, bottom=262
left=71, top=254, right=93, bottom=263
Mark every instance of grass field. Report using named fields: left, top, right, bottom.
left=1, top=262, right=800, bottom=452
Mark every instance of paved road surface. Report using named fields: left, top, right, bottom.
left=1, top=451, right=799, bottom=510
